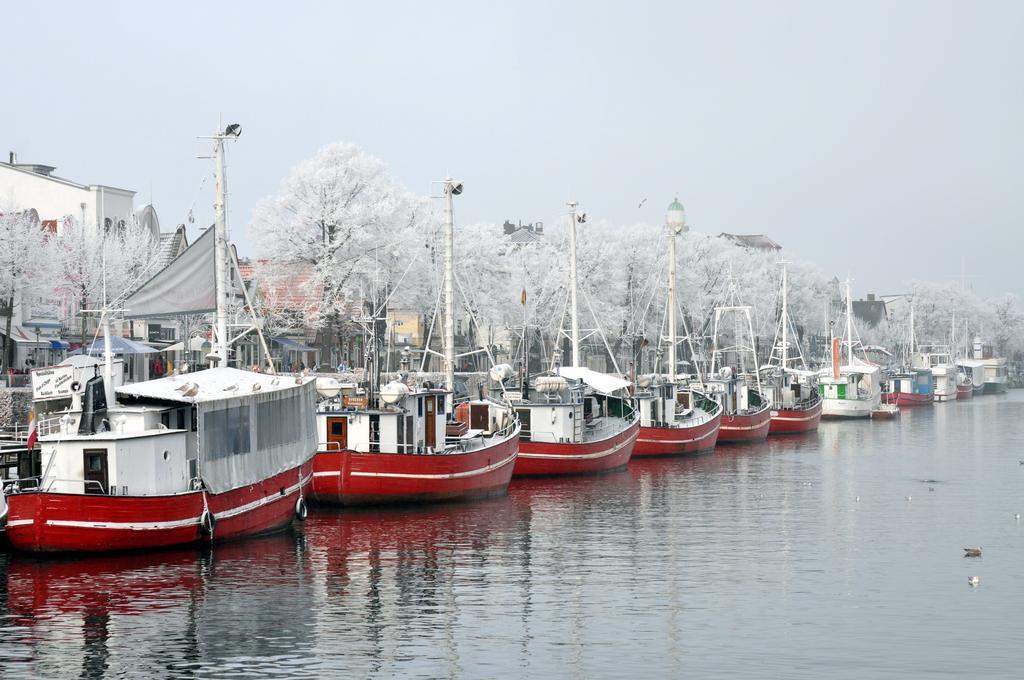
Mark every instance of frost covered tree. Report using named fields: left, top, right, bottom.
left=989, top=294, right=1023, bottom=357
left=0, top=209, right=53, bottom=373
left=251, top=143, right=432, bottom=365
left=49, top=216, right=157, bottom=345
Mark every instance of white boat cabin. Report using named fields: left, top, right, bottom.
left=633, top=378, right=718, bottom=428
left=699, top=373, right=766, bottom=415
left=913, top=350, right=956, bottom=399
left=13, top=368, right=316, bottom=497
left=761, top=368, right=817, bottom=410
left=509, top=370, right=634, bottom=444
left=316, top=383, right=516, bottom=455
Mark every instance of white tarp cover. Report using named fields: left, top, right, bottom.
left=196, top=377, right=316, bottom=494
left=124, top=226, right=216, bottom=318
left=557, top=366, right=632, bottom=394
left=116, top=367, right=299, bottom=404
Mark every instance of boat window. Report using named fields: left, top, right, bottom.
left=177, top=409, right=187, bottom=430
left=203, top=405, right=251, bottom=459
left=161, top=411, right=171, bottom=428
left=438, top=395, right=446, bottom=414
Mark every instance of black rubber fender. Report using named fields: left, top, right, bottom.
left=200, top=509, right=217, bottom=536
left=295, top=496, right=308, bottom=521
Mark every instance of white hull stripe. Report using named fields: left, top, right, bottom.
left=5, top=519, right=33, bottom=528
left=720, top=420, right=770, bottom=431
left=770, top=412, right=820, bottom=423
left=347, top=450, right=517, bottom=480
left=40, top=471, right=313, bottom=531
left=638, top=428, right=718, bottom=446
left=519, top=435, right=634, bottom=461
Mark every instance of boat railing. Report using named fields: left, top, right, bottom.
left=445, top=415, right=520, bottom=452
left=4, top=476, right=106, bottom=495
left=2, top=477, right=40, bottom=494
left=318, top=441, right=342, bottom=452
left=37, top=415, right=65, bottom=438
left=45, top=478, right=107, bottom=495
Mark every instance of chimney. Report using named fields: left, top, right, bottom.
left=867, top=293, right=875, bottom=302
left=7, top=151, right=14, bottom=164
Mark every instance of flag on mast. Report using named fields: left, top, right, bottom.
left=26, top=409, right=37, bottom=449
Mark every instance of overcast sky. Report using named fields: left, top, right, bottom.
left=3, top=1, right=1021, bottom=297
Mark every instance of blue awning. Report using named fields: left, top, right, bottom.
left=50, top=339, right=70, bottom=350
left=72, top=336, right=158, bottom=355
left=273, top=337, right=317, bottom=352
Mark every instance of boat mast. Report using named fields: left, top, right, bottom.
left=442, top=178, right=461, bottom=392
left=909, top=300, right=915, bottom=360
left=845, top=279, right=854, bottom=366
left=666, top=197, right=687, bottom=382
left=781, top=263, right=789, bottom=370
left=567, top=201, right=581, bottom=368
left=210, top=123, right=241, bottom=367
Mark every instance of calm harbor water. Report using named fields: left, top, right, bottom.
left=2, top=392, right=1023, bottom=678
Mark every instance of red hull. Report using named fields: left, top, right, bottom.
left=717, top=406, right=771, bottom=443
left=956, top=384, right=973, bottom=400
left=4, top=462, right=313, bottom=554
left=514, top=420, right=639, bottom=476
left=769, top=398, right=822, bottom=434
left=633, top=413, right=721, bottom=457
left=310, top=434, right=518, bottom=505
left=883, top=392, right=933, bottom=406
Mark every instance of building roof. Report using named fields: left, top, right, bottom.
left=507, top=227, right=541, bottom=244
left=0, top=160, right=135, bottom=195
left=154, top=224, right=189, bottom=270
left=718, top=233, right=782, bottom=250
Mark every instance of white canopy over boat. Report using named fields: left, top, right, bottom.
left=556, top=366, right=631, bottom=394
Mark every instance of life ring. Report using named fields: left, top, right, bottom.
left=294, top=496, right=308, bottom=521
left=200, top=509, right=217, bottom=536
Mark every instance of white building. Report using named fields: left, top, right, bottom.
left=1, top=152, right=136, bottom=235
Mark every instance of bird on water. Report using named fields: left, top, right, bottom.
left=964, top=547, right=982, bottom=557
left=968, top=576, right=981, bottom=587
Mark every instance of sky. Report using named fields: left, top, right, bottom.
left=2, top=0, right=1021, bottom=297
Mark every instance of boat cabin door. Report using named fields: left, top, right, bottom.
left=83, top=449, right=108, bottom=495
left=470, top=403, right=489, bottom=431
left=327, top=416, right=348, bottom=451
left=424, top=396, right=437, bottom=450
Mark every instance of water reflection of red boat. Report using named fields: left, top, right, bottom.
left=3, top=533, right=301, bottom=622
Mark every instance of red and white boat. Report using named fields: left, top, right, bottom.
left=310, top=178, right=520, bottom=505
left=882, top=303, right=934, bottom=406
left=882, top=367, right=934, bottom=406
left=763, top=262, right=822, bottom=435
left=1, top=125, right=318, bottom=553
left=509, top=201, right=638, bottom=476
left=633, top=380, right=721, bottom=456
left=2, top=366, right=316, bottom=553
left=512, top=368, right=639, bottom=475
left=956, top=373, right=974, bottom=400
left=311, top=381, right=519, bottom=505
left=631, top=199, right=720, bottom=456
left=696, top=278, right=771, bottom=444
left=709, top=375, right=772, bottom=442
